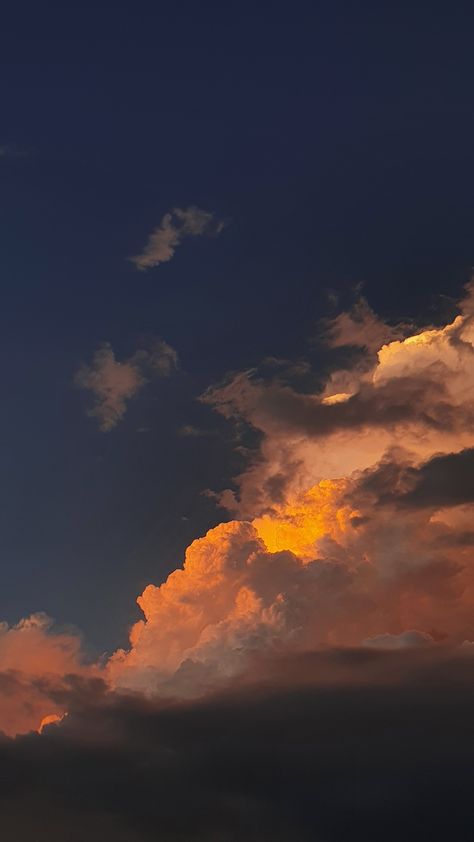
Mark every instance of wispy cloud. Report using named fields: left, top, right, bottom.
left=130, top=206, right=225, bottom=271
left=75, top=339, right=177, bottom=431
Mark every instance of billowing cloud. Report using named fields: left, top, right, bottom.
left=99, top=282, right=474, bottom=695
left=3, top=283, right=474, bottom=742
left=131, top=206, right=225, bottom=271
left=107, top=476, right=473, bottom=694
left=203, top=282, right=474, bottom=516
left=75, top=338, right=177, bottom=430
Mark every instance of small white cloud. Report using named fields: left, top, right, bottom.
left=130, top=206, right=225, bottom=271
left=75, top=339, right=178, bottom=431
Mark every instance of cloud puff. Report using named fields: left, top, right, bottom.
left=130, top=206, right=225, bottom=270
left=75, top=339, right=177, bottom=431
left=0, top=614, right=90, bottom=736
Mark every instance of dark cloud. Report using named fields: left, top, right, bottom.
left=1, top=650, right=472, bottom=841
left=205, top=372, right=463, bottom=440
left=360, top=448, right=474, bottom=510
left=399, top=448, right=474, bottom=509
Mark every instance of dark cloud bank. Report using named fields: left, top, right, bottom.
left=1, top=649, right=473, bottom=842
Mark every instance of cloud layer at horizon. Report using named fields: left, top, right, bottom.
left=1, top=648, right=472, bottom=841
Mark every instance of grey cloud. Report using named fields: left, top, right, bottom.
left=131, top=206, right=225, bottom=271
left=324, top=295, right=411, bottom=353
left=205, top=371, right=464, bottom=440
left=358, top=448, right=474, bottom=510
left=75, top=338, right=178, bottom=431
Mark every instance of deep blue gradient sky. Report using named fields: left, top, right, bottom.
left=1, top=1, right=473, bottom=652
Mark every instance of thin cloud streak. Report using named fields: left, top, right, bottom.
left=130, top=206, right=225, bottom=271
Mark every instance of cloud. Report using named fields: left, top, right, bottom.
left=0, top=614, right=91, bottom=736
left=356, top=447, right=474, bottom=512
left=0, top=649, right=472, bottom=841
left=324, top=295, right=411, bottom=352
left=4, top=282, right=474, bottom=756
left=203, top=281, right=474, bottom=516
left=64, top=282, right=464, bottom=698
left=130, top=206, right=225, bottom=271
left=105, top=476, right=473, bottom=695
left=75, top=338, right=178, bottom=431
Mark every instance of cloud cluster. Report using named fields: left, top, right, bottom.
left=101, top=282, right=474, bottom=694
left=131, top=206, right=225, bottom=270
left=75, top=338, right=177, bottom=430
left=3, top=284, right=474, bottom=742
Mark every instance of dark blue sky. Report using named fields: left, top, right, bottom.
left=1, top=1, right=473, bottom=652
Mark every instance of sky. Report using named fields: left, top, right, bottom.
left=2, top=0, right=474, bottom=652
left=1, top=3, right=473, bottom=839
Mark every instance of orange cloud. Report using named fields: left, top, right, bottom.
left=105, top=284, right=474, bottom=695
left=107, top=476, right=473, bottom=695
left=204, top=282, right=474, bottom=516
left=0, top=614, right=90, bottom=737
left=3, top=283, right=474, bottom=735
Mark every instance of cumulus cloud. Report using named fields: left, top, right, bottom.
left=106, top=477, right=473, bottom=694
left=75, top=338, right=177, bottom=430
left=130, top=206, right=225, bottom=270
left=4, top=282, right=474, bottom=742
left=57, top=282, right=459, bottom=698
